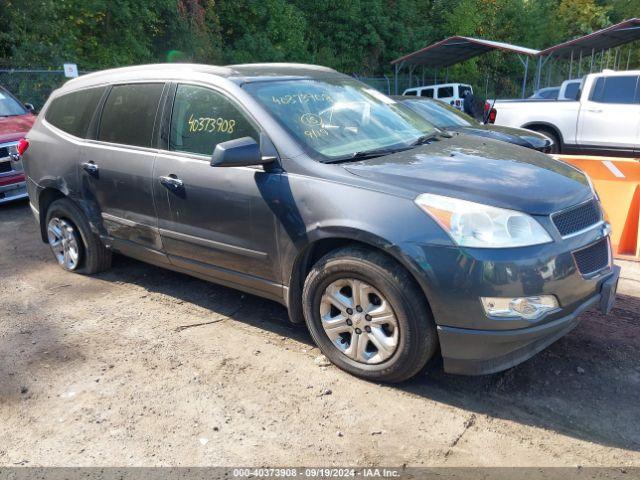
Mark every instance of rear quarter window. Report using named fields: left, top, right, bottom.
left=45, top=87, right=106, bottom=138
left=437, top=86, right=454, bottom=98
left=420, top=89, right=434, bottom=98
left=98, top=83, right=164, bottom=147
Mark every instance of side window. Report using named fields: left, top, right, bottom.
left=590, top=76, right=639, bottom=104
left=45, top=87, right=105, bottom=138
left=437, top=86, right=454, bottom=98
left=420, top=89, right=434, bottom=98
left=98, top=83, right=164, bottom=147
left=169, top=84, right=258, bottom=156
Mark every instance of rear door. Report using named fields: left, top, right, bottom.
left=577, top=74, right=639, bottom=154
left=153, top=83, right=282, bottom=299
left=81, top=82, right=165, bottom=251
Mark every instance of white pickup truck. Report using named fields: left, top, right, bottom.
left=488, top=70, right=640, bottom=157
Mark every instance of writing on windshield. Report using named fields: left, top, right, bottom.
left=243, top=78, right=436, bottom=161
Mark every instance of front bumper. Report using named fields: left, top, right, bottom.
left=438, top=265, right=619, bottom=375
left=0, top=175, right=28, bottom=204
left=398, top=213, right=617, bottom=375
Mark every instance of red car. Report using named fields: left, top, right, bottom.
left=0, top=86, right=36, bottom=204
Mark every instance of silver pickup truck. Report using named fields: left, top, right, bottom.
left=488, top=70, right=640, bottom=157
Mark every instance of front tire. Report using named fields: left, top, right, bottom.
left=45, top=198, right=112, bottom=274
left=302, top=246, right=438, bottom=383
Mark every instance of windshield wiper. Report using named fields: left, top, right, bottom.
left=410, top=131, right=455, bottom=147
left=326, top=147, right=408, bottom=163
left=410, top=133, right=438, bottom=146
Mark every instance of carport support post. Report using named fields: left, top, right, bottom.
left=518, top=55, right=529, bottom=98
left=569, top=50, right=574, bottom=79
left=578, top=51, right=583, bottom=77
left=535, top=56, right=543, bottom=92
left=394, top=61, right=404, bottom=95
left=408, top=64, right=417, bottom=87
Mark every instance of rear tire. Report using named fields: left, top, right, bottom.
left=45, top=198, right=112, bottom=274
left=302, top=246, right=438, bottom=383
left=534, top=128, right=560, bottom=154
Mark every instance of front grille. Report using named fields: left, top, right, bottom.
left=573, top=238, right=609, bottom=276
left=552, top=200, right=601, bottom=236
left=0, top=142, right=18, bottom=175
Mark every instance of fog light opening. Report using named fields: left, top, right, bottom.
left=480, top=295, right=559, bottom=320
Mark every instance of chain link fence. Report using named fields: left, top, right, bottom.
left=0, top=70, right=81, bottom=110
left=1, top=67, right=527, bottom=111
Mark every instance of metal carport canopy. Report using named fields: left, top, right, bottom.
left=391, top=36, right=539, bottom=68
left=390, top=36, right=539, bottom=95
left=539, top=18, right=640, bottom=59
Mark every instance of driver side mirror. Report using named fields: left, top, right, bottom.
left=210, top=137, right=273, bottom=168
left=24, top=103, right=35, bottom=113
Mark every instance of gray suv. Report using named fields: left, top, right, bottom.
left=22, top=63, right=619, bottom=382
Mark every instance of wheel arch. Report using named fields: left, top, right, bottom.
left=285, top=229, right=435, bottom=325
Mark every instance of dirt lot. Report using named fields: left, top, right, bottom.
left=1, top=199, right=639, bottom=467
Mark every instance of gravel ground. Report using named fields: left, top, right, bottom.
left=1, top=199, right=639, bottom=467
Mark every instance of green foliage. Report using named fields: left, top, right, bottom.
left=0, top=0, right=637, bottom=98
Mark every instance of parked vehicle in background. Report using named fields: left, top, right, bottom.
left=397, top=96, right=554, bottom=152
left=488, top=70, right=640, bottom=156
left=22, top=63, right=618, bottom=382
left=530, top=86, right=560, bottom=100
left=0, top=86, right=36, bottom=204
left=529, top=80, right=581, bottom=101
left=403, top=83, right=473, bottom=110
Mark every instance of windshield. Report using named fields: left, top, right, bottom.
left=401, top=98, right=475, bottom=128
left=242, top=77, right=437, bottom=162
left=0, top=88, right=27, bottom=117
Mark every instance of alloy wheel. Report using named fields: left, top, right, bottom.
left=47, top=217, right=81, bottom=270
left=319, top=278, right=399, bottom=364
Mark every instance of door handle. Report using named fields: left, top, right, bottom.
left=82, top=161, right=99, bottom=175
left=159, top=174, right=184, bottom=190
left=586, top=108, right=603, bottom=113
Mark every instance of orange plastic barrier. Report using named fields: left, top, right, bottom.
left=553, top=155, right=640, bottom=260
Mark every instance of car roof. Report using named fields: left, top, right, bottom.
left=593, top=69, right=640, bottom=77
left=55, top=62, right=343, bottom=94
left=405, top=83, right=470, bottom=90
left=393, top=95, right=435, bottom=102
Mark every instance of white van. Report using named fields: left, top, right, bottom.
left=402, top=83, right=473, bottom=110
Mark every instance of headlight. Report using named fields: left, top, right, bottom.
left=415, top=193, right=552, bottom=248
left=585, top=173, right=600, bottom=201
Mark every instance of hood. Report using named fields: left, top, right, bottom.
left=0, top=113, right=36, bottom=144
left=343, top=134, right=590, bottom=215
left=447, top=124, right=551, bottom=150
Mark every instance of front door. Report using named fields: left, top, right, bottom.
left=81, top=82, right=165, bottom=252
left=153, top=83, right=282, bottom=300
